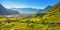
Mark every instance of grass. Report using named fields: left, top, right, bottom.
left=0, top=17, right=60, bottom=30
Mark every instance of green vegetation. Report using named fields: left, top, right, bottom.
left=0, top=2, right=60, bottom=30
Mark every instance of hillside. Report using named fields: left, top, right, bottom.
left=38, top=6, right=52, bottom=13
left=0, top=4, right=20, bottom=15
left=43, top=2, right=60, bottom=21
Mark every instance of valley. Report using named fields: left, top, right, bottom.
left=0, top=1, right=60, bottom=30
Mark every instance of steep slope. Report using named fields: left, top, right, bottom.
left=38, top=6, right=52, bottom=13
left=0, top=4, right=20, bottom=15
left=35, top=6, right=52, bottom=17
left=43, top=2, right=60, bottom=23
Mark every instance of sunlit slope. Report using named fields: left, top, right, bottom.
left=42, top=2, right=60, bottom=30
left=43, top=2, right=60, bottom=23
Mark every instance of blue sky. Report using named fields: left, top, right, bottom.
left=0, top=0, right=60, bottom=9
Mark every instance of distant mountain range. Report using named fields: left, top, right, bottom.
left=10, top=8, right=39, bottom=14
left=0, top=4, right=20, bottom=15
left=10, top=6, right=52, bottom=14
left=0, top=4, right=52, bottom=15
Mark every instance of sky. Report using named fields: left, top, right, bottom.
left=0, top=0, right=60, bottom=9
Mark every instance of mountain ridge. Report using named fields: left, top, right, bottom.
left=0, top=4, right=20, bottom=15
left=10, top=6, right=52, bottom=14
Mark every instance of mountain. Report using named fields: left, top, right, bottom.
left=0, top=4, right=20, bottom=15
left=35, top=6, right=52, bottom=17
left=10, top=8, right=39, bottom=14
left=10, top=6, right=52, bottom=17
left=43, top=2, right=60, bottom=23
left=38, top=6, right=52, bottom=13
left=10, top=6, right=52, bottom=14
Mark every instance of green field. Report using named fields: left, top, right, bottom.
left=0, top=2, right=60, bottom=30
